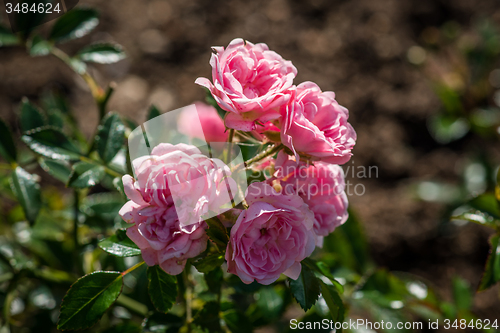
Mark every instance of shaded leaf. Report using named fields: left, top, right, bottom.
left=452, top=276, right=472, bottom=311
left=57, top=271, right=123, bottom=330
left=478, top=235, right=500, bottom=291
left=67, top=161, right=105, bottom=188
left=78, top=43, right=126, bottom=64
left=20, top=98, right=46, bottom=132
left=0, top=117, right=17, bottom=162
left=142, top=313, right=183, bottom=333
left=147, top=265, right=178, bottom=313
left=0, top=25, right=19, bottom=47
left=12, top=0, right=47, bottom=38
left=29, top=35, right=52, bottom=56
left=96, top=113, right=126, bottom=164
left=205, top=267, right=223, bottom=294
left=222, top=309, right=252, bottom=333
left=289, top=264, right=320, bottom=311
left=47, top=109, right=64, bottom=129
left=193, top=253, right=224, bottom=273
left=49, top=8, right=99, bottom=43
left=102, top=323, right=141, bottom=333
left=319, top=280, right=345, bottom=326
left=38, top=158, right=72, bottom=183
left=147, top=105, right=161, bottom=121
left=10, top=166, right=41, bottom=225
left=193, top=301, right=222, bottom=333
left=21, top=126, right=81, bottom=160
left=205, top=217, right=229, bottom=252
left=99, top=229, right=141, bottom=257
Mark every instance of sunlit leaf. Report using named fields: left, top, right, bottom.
left=99, top=229, right=141, bottom=257
left=57, top=271, right=123, bottom=330
left=193, top=253, right=224, bottom=273
left=96, top=113, right=126, bottom=164
left=20, top=98, right=46, bottom=132
left=289, top=264, right=320, bottom=311
left=29, top=34, right=52, bottom=56
left=147, top=265, right=178, bottom=313
left=319, top=280, right=345, bottom=326
left=0, top=117, right=17, bottom=162
left=21, top=126, right=81, bottom=160
left=10, top=166, right=41, bottom=225
left=38, top=158, right=72, bottom=183
left=77, top=43, right=126, bottom=64
left=67, top=161, right=105, bottom=188
left=49, top=8, right=99, bottom=43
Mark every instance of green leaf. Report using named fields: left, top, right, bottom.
left=13, top=0, right=48, bottom=38
left=57, top=271, right=123, bottom=330
left=452, top=193, right=500, bottom=229
left=142, top=313, right=183, bottom=333
left=193, top=253, right=224, bottom=273
left=193, top=301, right=222, bottom=333
left=205, top=217, right=229, bottom=252
left=222, top=309, right=252, bottom=333
left=428, top=114, right=469, bottom=144
left=0, top=117, right=17, bottom=162
left=47, top=109, right=65, bottom=129
left=289, top=264, right=321, bottom=311
left=147, top=105, right=161, bottom=121
left=99, top=229, right=141, bottom=257
left=302, top=258, right=344, bottom=294
left=478, top=235, right=500, bottom=291
left=0, top=25, right=19, bottom=47
left=38, top=158, right=72, bottom=183
left=10, top=166, right=41, bottom=225
left=21, top=126, right=81, bottom=160
left=81, top=192, right=125, bottom=220
left=319, top=280, right=345, bottom=326
left=96, top=113, right=126, bottom=164
left=20, top=98, right=46, bottom=132
left=49, top=8, right=99, bottom=43
left=452, top=276, right=472, bottom=312
left=77, top=43, right=126, bottom=64
left=147, top=265, right=178, bottom=313
left=102, top=323, right=141, bottom=333
left=29, top=35, right=52, bottom=56
left=67, top=161, right=106, bottom=188
left=205, top=267, right=223, bottom=294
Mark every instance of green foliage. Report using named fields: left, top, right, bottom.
left=148, top=105, right=162, bottom=121
left=193, top=301, right=222, bottom=333
left=10, top=166, right=41, bottom=225
left=193, top=253, right=225, bottom=273
left=478, top=235, right=500, bottom=291
left=99, top=229, right=141, bottom=257
left=289, top=264, right=321, bottom=311
left=0, top=117, right=17, bottom=162
left=0, top=25, right=19, bottom=47
left=49, top=8, right=99, bottom=43
left=22, top=126, right=81, bottom=160
left=205, top=217, right=229, bottom=252
left=57, top=271, right=123, bottom=330
left=77, top=43, right=126, bottom=64
left=96, top=113, right=126, bottom=164
left=319, top=280, right=345, bottom=326
left=147, top=265, right=178, bottom=313
left=29, top=34, right=52, bottom=56
left=68, top=161, right=105, bottom=188
left=19, top=98, right=46, bottom=132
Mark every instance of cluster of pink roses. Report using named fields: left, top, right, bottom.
left=119, top=38, right=356, bottom=285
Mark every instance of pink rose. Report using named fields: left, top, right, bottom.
left=178, top=102, right=228, bottom=143
left=195, top=38, right=297, bottom=132
left=274, top=151, right=348, bottom=246
left=226, top=182, right=315, bottom=285
left=280, top=82, right=356, bottom=164
left=119, top=143, right=235, bottom=275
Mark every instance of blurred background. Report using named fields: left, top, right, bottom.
left=1, top=0, right=500, bottom=326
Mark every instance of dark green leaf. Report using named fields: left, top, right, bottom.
left=96, top=113, right=126, bottom=164
left=289, top=264, right=320, bottom=311
left=49, top=8, right=99, bottom=43
left=147, top=265, right=178, bottom=313
left=67, top=161, right=105, bottom=188
left=205, top=267, right=223, bottom=294
left=302, top=258, right=344, bottom=294
left=81, top=192, right=125, bottom=220
left=478, top=235, right=500, bottom=291
left=193, top=253, right=224, bottom=273
left=38, top=158, right=72, bottom=182
left=205, top=217, right=229, bottom=252
left=29, top=35, right=52, bottom=56
left=20, top=98, right=46, bottom=132
left=147, top=105, right=161, bottom=121
left=21, top=126, right=81, bottom=160
left=319, top=280, right=345, bottom=326
left=13, top=0, right=47, bottom=38
left=10, top=166, right=41, bottom=225
left=99, top=229, right=141, bottom=257
left=0, top=25, right=19, bottom=47
left=142, top=313, right=183, bottom=333
left=193, top=301, right=222, bottom=333
left=0, top=117, right=17, bottom=162
left=254, top=286, right=284, bottom=321
left=57, top=271, right=123, bottom=330
left=222, top=309, right=252, bottom=333
left=47, top=109, right=64, bottom=129
left=452, top=276, right=472, bottom=311
left=77, top=43, right=126, bottom=64
left=102, top=323, right=141, bottom=333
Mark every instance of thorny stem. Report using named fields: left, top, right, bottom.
left=232, top=143, right=284, bottom=172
